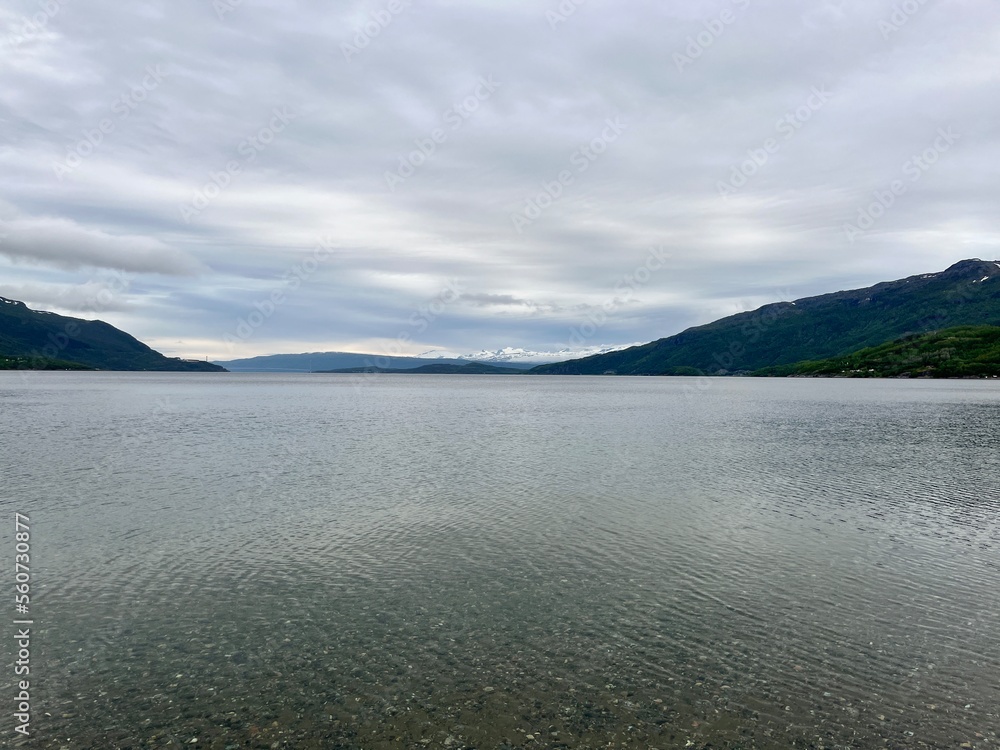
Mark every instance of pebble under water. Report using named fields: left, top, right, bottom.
left=2, top=373, right=998, bottom=749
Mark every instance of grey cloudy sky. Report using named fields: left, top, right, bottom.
left=2, top=0, right=998, bottom=359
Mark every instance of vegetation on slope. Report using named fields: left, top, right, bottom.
left=531, top=260, right=1000, bottom=375
left=0, top=297, right=226, bottom=371
left=754, top=325, right=1000, bottom=378
left=0, top=355, right=94, bottom=371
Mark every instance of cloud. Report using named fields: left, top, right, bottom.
left=0, top=0, right=998, bottom=359
left=0, top=278, right=133, bottom=314
left=0, top=216, right=203, bottom=275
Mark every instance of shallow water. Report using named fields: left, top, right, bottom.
left=2, top=373, right=998, bottom=748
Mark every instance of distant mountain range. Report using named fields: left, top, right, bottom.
left=213, top=351, right=540, bottom=372
left=0, top=296, right=225, bottom=371
left=318, top=362, right=525, bottom=375
left=421, top=344, right=644, bottom=365
left=531, top=259, right=1000, bottom=375
left=214, top=344, right=638, bottom=372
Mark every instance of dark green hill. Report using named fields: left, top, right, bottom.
left=754, top=325, right=1000, bottom=378
left=531, top=259, right=1000, bottom=375
left=318, top=362, right=524, bottom=375
left=0, top=355, right=93, bottom=370
left=0, top=296, right=226, bottom=371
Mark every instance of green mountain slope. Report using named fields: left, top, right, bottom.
left=0, top=297, right=226, bottom=371
left=531, top=259, right=1000, bottom=375
left=754, top=325, right=1000, bottom=378
left=0, top=355, right=94, bottom=370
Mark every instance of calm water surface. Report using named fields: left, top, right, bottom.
left=1, top=373, right=998, bottom=749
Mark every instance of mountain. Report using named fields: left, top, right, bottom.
left=214, top=352, right=538, bottom=372
left=219, top=345, right=642, bottom=372
left=318, top=362, right=525, bottom=375
left=754, top=325, right=1000, bottom=378
left=1, top=355, right=93, bottom=371
left=453, top=344, right=644, bottom=364
left=531, top=259, right=1000, bottom=375
left=0, top=296, right=226, bottom=371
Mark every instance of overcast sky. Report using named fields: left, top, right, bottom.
left=2, top=0, right=998, bottom=360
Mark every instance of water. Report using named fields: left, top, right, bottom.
left=2, top=372, right=998, bottom=749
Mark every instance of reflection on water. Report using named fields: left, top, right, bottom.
left=2, top=373, right=999, bottom=748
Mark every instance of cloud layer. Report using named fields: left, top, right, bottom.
left=2, top=0, right=999, bottom=358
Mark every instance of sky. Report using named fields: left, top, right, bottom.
left=1, top=0, right=999, bottom=361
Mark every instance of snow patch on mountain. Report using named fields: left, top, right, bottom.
left=418, top=344, right=642, bottom=364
